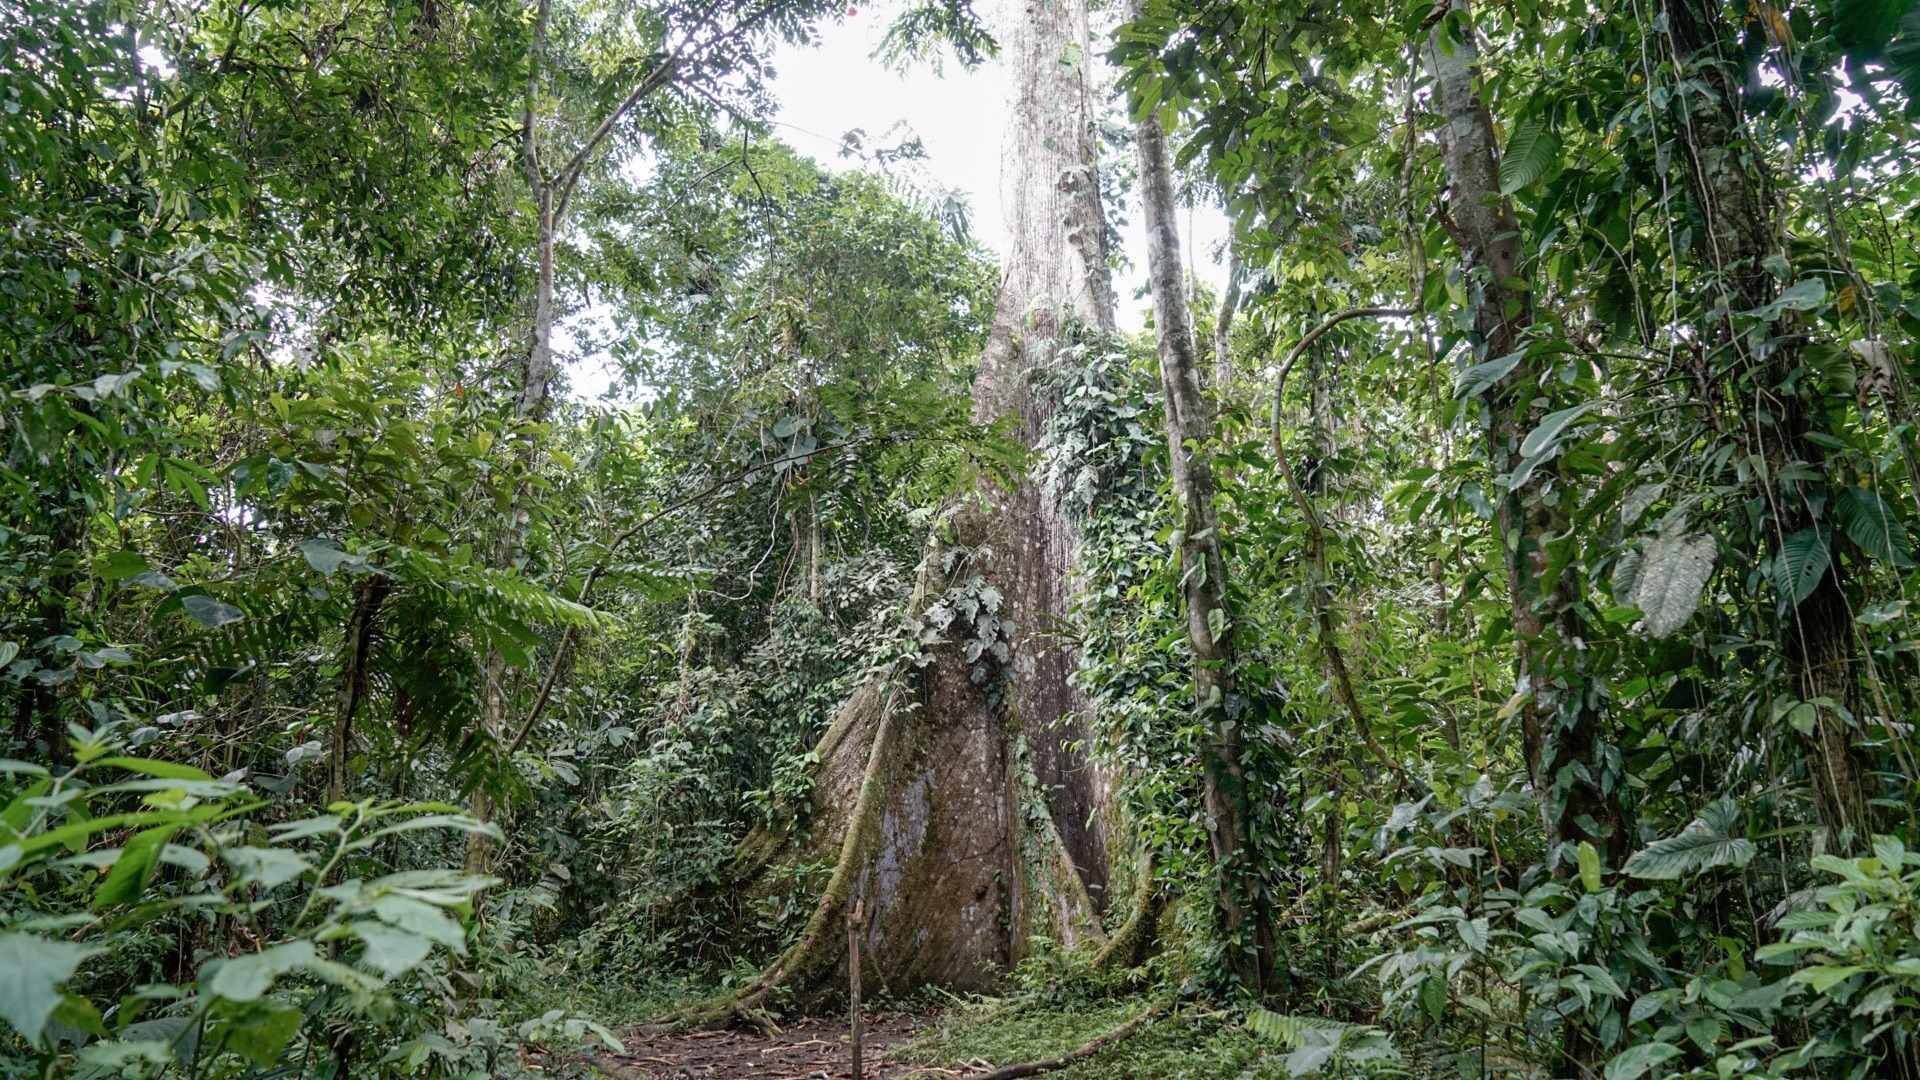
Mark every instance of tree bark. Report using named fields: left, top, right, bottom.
left=328, top=576, right=392, bottom=804
left=1132, top=47, right=1271, bottom=989
left=968, top=0, right=1117, bottom=908
left=1213, top=260, right=1242, bottom=389
left=1664, top=0, right=1872, bottom=846
left=674, top=0, right=1122, bottom=1001
left=1425, top=0, right=1623, bottom=861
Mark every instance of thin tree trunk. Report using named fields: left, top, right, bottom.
left=1425, top=0, right=1623, bottom=861
left=1664, top=0, right=1872, bottom=845
left=328, top=576, right=392, bottom=804
left=1213, top=261, right=1242, bottom=389
left=20, top=495, right=81, bottom=760
left=520, top=184, right=556, bottom=418
left=1132, top=41, right=1271, bottom=989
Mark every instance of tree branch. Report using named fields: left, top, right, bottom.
left=1267, top=307, right=1417, bottom=788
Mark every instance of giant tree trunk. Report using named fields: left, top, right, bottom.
left=1425, top=0, right=1623, bottom=861
left=1130, top=46, right=1271, bottom=989
left=678, top=0, right=1119, bottom=1007
left=1665, top=0, right=1872, bottom=845
left=970, top=0, right=1118, bottom=904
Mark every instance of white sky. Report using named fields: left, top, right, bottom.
left=565, top=9, right=1230, bottom=402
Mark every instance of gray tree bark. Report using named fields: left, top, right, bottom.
left=1131, top=51, right=1271, bottom=988
left=969, top=0, right=1118, bottom=906
left=1425, top=0, right=1623, bottom=862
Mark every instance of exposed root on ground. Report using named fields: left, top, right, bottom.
left=897, top=1000, right=1171, bottom=1080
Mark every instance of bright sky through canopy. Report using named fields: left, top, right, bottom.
left=567, top=6, right=1229, bottom=402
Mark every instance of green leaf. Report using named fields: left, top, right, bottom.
left=1500, top=116, right=1562, bottom=194
left=1830, top=0, right=1908, bottom=51
left=1574, top=963, right=1626, bottom=999
left=1604, top=1040, right=1683, bottom=1080
left=1623, top=797, right=1755, bottom=880
left=1792, top=964, right=1864, bottom=993
left=1889, top=11, right=1920, bottom=103
left=1834, top=486, right=1914, bottom=566
left=97, top=551, right=151, bottom=581
left=1455, top=349, right=1525, bottom=399
left=1631, top=532, right=1716, bottom=637
left=1770, top=527, right=1832, bottom=605
left=1519, top=402, right=1596, bottom=459
left=1686, top=1016, right=1726, bottom=1051
left=93, top=757, right=214, bottom=782
left=295, top=538, right=353, bottom=575
left=223, top=846, right=312, bottom=892
left=1751, top=278, right=1826, bottom=320
left=206, top=941, right=317, bottom=1002
left=369, top=895, right=467, bottom=952
left=219, top=1000, right=303, bottom=1068
left=1578, top=840, right=1603, bottom=893
left=180, top=595, right=246, bottom=630
left=0, top=933, right=101, bottom=1045
left=352, top=921, right=433, bottom=977
left=94, top=824, right=180, bottom=909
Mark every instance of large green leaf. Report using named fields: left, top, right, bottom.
left=93, top=757, right=214, bottom=782
left=93, top=824, right=180, bottom=908
left=1631, top=532, right=1716, bottom=637
left=1834, top=486, right=1914, bottom=566
left=1518, top=402, right=1596, bottom=458
left=1455, top=349, right=1525, bottom=398
left=1829, top=0, right=1910, bottom=52
left=0, top=933, right=101, bottom=1045
left=352, top=921, right=433, bottom=977
left=1605, top=1041, right=1684, bottom=1080
left=180, top=594, right=246, bottom=630
left=205, top=941, right=317, bottom=1002
left=1770, top=527, right=1832, bottom=605
left=1889, top=12, right=1920, bottom=108
left=1623, top=798, right=1755, bottom=880
left=219, top=1000, right=303, bottom=1068
left=1500, top=115, right=1562, bottom=194
left=223, top=846, right=313, bottom=892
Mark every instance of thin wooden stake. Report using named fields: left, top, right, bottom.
left=849, top=898, right=865, bottom=1080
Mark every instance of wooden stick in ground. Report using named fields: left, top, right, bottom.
left=899, top=1002, right=1170, bottom=1080
left=849, top=898, right=865, bottom=1080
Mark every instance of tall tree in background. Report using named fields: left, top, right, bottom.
left=1665, top=0, right=1873, bottom=845
left=656, top=0, right=1117, bottom=1015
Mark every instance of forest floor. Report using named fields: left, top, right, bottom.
left=573, top=998, right=1272, bottom=1079
left=586, top=1012, right=933, bottom=1079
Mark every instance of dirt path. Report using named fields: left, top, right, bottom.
left=590, top=1013, right=938, bottom=1079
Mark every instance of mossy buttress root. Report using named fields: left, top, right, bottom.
left=1088, top=854, right=1161, bottom=975
left=640, top=682, right=905, bottom=1030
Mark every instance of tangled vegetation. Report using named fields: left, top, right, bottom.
left=5, top=0, right=1920, bottom=1076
